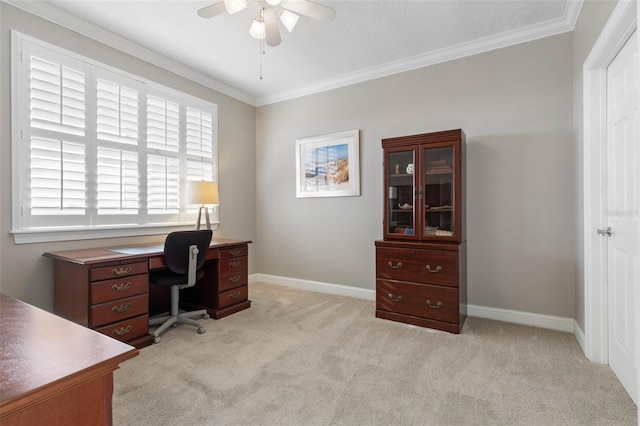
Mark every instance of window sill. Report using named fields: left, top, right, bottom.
left=11, top=222, right=220, bottom=244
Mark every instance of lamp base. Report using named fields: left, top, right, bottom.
left=195, top=206, right=211, bottom=230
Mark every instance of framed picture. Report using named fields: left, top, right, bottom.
left=296, top=129, right=360, bottom=198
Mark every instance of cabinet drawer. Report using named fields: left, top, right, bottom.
left=94, top=314, right=149, bottom=342
left=376, top=280, right=459, bottom=323
left=90, top=261, right=148, bottom=282
left=219, top=272, right=248, bottom=292
left=220, top=246, right=248, bottom=260
left=91, top=274, right=149, bottom=304
left=220, top=256, right=248, bottom=276
left=218, top=285, right=248, bottom=310
left=90, top=294, right=148, bottom=328
left=376, top=247, right=458, bottom=287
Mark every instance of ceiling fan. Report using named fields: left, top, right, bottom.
left=197, top=0, right=336, bottom=47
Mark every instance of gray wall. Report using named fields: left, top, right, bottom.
left=572, top=0, right=618, bottom=331
left=0, top=3, right=257, bottom=310
left=256, top=33, right=576, bottom=318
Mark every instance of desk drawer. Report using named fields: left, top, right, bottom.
left=376, top=247, right=458, bottom=287
left=95, top=314, right=149, bottom=342
left=218, top=285, right=248, bottom=309
left=90, top=294, right=148, bottom=328
left=219, top=272, right=248, bottom=292
left=91, top=261, right=148, bottom=282
left=220, top=256, right=248, bottom=276
left=376, top=280, right=459, bottom=324
left=220, top=246, right=248, bottom=260
left=91, top=274, right=148, bottom=304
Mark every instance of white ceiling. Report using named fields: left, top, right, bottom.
left=9, top=0, right=582, bottom=106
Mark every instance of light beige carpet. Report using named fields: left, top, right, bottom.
left=113, top=282, right=637, bottom=425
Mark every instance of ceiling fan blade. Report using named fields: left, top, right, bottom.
left=281, top=0, right=335, bottom=22
left=263, top=9, right=281, bottom=47
left=197, top=1, right=227, bottom=18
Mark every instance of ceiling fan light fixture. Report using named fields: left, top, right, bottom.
left=224, top=0, right=247, bottom=15
left=279, top=9, right=299, bottom=32
left=265, top=0, right=282, bottom=5
left=249, top=18, right=266, bottom=40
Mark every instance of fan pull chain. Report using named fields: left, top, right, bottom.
left=259, top=36, right=264, bottom=80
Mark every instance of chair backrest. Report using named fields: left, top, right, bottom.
left=163, top=230, right=212, bottom=275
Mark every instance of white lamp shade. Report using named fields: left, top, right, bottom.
left=279, top=10, right=299, bottom=32
left=187, top=181, right=219, bottom=205
left=224, top=0, right=247, bottom=15
left=249, top=18, right=266, bottom=40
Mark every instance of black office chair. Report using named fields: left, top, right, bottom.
left=148, top=230, right=212, bottom=343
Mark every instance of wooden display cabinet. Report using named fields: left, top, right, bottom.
left=376, top=129, right=467, bottom=333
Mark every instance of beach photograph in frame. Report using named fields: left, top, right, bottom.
left=295, top=129, right=360, bottom=198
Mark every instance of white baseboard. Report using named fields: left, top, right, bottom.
left=251, top=274, right=575, bottom=333
left=466, top=304, right=574, bottom=333
left=573, top=320, right=586, bottom=353
left=253, top=273, right=376, bottom=301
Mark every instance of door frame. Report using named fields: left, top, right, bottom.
left=582, top=0, right=637, bottom=364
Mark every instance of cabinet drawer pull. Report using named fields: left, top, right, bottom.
left=229, top=261, right=240, bottom=268
left=111, top=266, right=132, bottom=276
left=111, top=303, right=131, bottom=313
left=426, top=299, right=442, bottom=309
left=230, top=249, right=241, bottom=256
left=388, top=293, right=403, bottom=302
left=112, top=282, right=132, bottom=291
left=112, top=325, right=132, bottom=336
left=228, top=276, right=240, bottom=283
left=229, top=291, right=241, bottom=299
left=388, top=261, right=403, bottom=269
left=425, top=264, right=442, bottom=273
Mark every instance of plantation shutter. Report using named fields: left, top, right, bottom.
left=26, top=46, right=88, bottom=226
left=185, top=106, right=215, bottom=181
left=147, top=93, right=180, bottom=215
left=95, top=72, right=140, bottom=218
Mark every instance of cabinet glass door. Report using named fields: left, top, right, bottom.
left=423, top=146, right=454, bottom=238
left=386, top=150, right=416, bottom=237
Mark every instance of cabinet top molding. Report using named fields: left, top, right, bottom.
left=382, top=129, right=465, bottom=148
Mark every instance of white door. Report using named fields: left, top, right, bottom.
left=606, top=29, right=638, bottom=405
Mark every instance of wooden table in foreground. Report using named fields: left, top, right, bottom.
left=0, top=293, right=138, bottom=425
left=43, top=238, right=252, bottom=349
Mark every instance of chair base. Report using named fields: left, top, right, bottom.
left=149, top=285, right=209, bottom=343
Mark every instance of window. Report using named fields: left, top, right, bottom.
left=11, top=32, right=218, bottom=243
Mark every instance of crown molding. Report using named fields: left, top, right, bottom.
left=3, top=0, right=257, bottom=106
left=256, top=0, right=584, bottom=106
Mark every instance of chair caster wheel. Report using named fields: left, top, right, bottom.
left=197, top=328, right=205, bottom=334
left=154, top=337, right=162, bottom=344
left=203, top=314, right=210, bottom=320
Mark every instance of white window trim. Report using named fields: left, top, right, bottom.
left=10, top=31, right=219, bottom=244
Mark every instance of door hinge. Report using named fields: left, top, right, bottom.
left=597, top=227, right=612, bottom=237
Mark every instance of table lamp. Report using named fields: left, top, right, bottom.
left=187, top=180, right=219, bottom=230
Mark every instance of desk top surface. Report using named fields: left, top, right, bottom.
left=43, top=237, right=251, bottom=265
left=0, top=294, right=139, bottom=415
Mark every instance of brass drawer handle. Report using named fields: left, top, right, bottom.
left=229, top=276, right=240, bottom=283
left=229, top=291, right=241, bottom=299
left=426, top=264, right=442, bottom=273
left=388, top=261, right=403, bottom=269
left=426, top=299, right=442, bottom=309
left=230, top=249, right=241, bottom=256
left=112, top=303, right=131, bottom=313
left=112, top=325, right=132, bottom=336
left=112, top=282, right=132, bottom=291
left=388, top=293, right=403, bottom=302
left=229, top=261, right=240, bottom=268
left=111, top=266, right=132, bottom=276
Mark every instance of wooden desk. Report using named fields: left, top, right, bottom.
left=0, top=293, right=138, bottom=425
left=44, top=238, right=251, bottom=349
